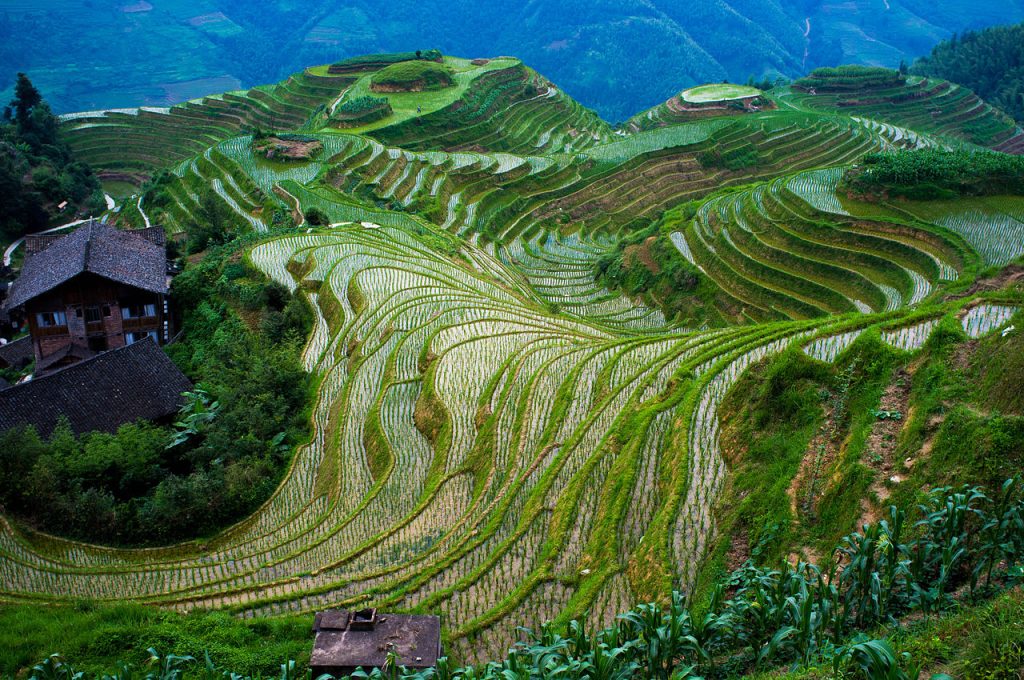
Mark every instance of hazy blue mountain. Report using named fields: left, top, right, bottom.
left=2, top=0, right=1024, bottom=121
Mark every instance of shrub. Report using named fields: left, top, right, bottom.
left=843, top=149, right=1024, bottom=199
left=337, top=96, right=390, bottom=115
left=794, top=65, right=906, bottom=92
left=305, top=208, right=328, bottom=225
left=332, top=50, right=442, bottom=69
left=697, top=142, right=760, bottom=170
left=370, top=61, right=455, bottom=92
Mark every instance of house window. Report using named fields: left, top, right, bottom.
left=126, top=330, right=158, bottom=344
left=36, top=311, right=67, bottom=327
left=123, top=303, right=157, bottom=319
left=85, top=306, right=102, bottom=323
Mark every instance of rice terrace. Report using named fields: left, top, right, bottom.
left=2, top=49, right=1024, bottom=678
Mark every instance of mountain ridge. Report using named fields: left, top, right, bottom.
left=4, top=0, right=1024, bottom=121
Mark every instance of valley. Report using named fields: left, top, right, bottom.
left=1, top=53, right=1024, bottom=679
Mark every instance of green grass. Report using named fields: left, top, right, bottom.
left=324, top=57, right=518, bottom=134
left=0, top=603, right=311, bottom=678
left=681, top=83, right=762, bottom=103
left=370, top=61, right=455, bottom=91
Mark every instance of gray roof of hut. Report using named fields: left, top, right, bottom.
left=0, top=336, right=33, bottom=369
left=310, top=610, right=442, bottom=673
left=0, top=338, right=191, bottom=437
left=4, top=221, right=167, bottom=310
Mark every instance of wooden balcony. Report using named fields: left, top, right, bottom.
left=34, top=325, right=69, bottom=337
left=122, top=316, right=158, bottom=332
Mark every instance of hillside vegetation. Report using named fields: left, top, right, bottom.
left=0, top=74, right=102, bottom=242
left=370, top=61, right=454, bottom=92
left=0, top=237, right=314, bottom=545
left=844, top=148, right=1024, bottom=199
left=912, top=21, right=1024, bottom=124
left=2, top=52, right=1024, bottom=679
left=785, top=66, right=1024, bottom=152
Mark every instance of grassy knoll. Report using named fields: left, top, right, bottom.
left=370, top=61, right=455, bottom=92
left=793, top=65, right=907, bottom=92
left=681, top=83, right=761, bottom=103
left=324, top=57, right=518, bottom=134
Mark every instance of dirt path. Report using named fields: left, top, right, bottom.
left=137, top=195, right=151, bottom=229
left=802, top=18, right=812, bottom=71
left=859, top=368, right=912, bottom=525
left=788, top=403, right=837, bottom=521
left=274, top=184, right=305, bottom=226
left=329, top=85, right=353, bottom=116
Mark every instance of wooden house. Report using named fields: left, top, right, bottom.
left=2, top=221, right=171, bottom=375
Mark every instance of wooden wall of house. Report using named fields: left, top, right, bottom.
left=26, top=273, right=165, bottom=362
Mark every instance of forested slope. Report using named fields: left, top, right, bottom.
left=912, top=21, right=1024, bottom=124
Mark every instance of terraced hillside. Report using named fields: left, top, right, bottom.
left=61, top=56, right=610, bottom=186
left=5, top=59, right=1024, bottom=665
left=787, top=66, right=1024, bottom=153
left=672, top=168, right=974, bottom=321
left=61, top=69, right=357, bottom=184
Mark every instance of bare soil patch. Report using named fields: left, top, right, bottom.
left=255, top=137, right=323, bottom=162
left=945, top=265, right=1024, bottom=301
left=787, top=403, right=837, bottom=521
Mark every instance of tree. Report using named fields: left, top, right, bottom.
left=12, top=73, right=42, bottom=129
left=0, top=74, right=101, bottom=238
left=187, top=191, right=238, bottom=253
left=305, top=207, right=328, bottom=225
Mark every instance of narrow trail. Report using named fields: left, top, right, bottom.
left=329, top=86, right=353, bottom=116
left=137, top=195, right=152, bottom=229
left=274, top=184, right=305, bottom=226
left=802, top=17, right=812, bottom=71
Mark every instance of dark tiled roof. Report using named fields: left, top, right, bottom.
left=5, top=221, right=168, bottom=310
left=0, top=336, right=33, bottom=369
left=35, top=342, right=95, bottom=375
left=0, top=377, right=8, bottom=390
left=23, top=233, right=67, bottom=256
left=0, top=338, right=192, bottom=437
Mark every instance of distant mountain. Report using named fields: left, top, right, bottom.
left=3, top=0, right=1024, bottom=121
left=912, top=21, right=1024, bottom=124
